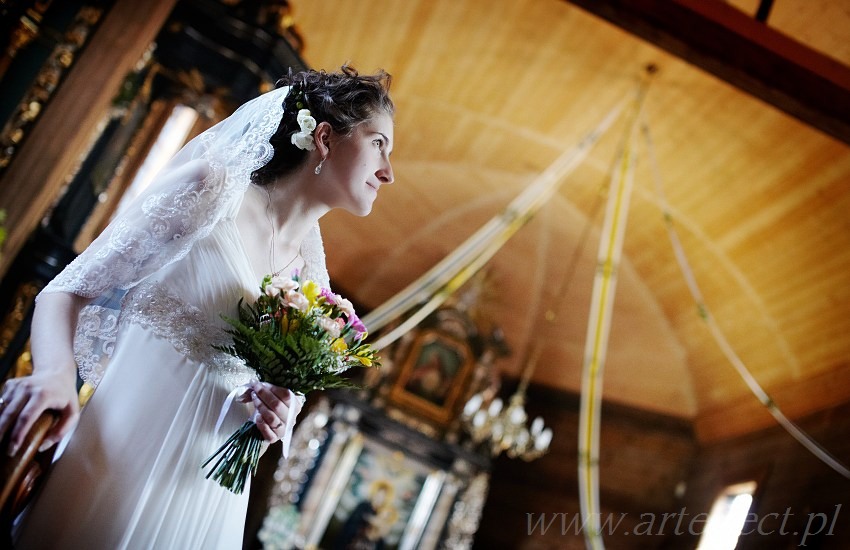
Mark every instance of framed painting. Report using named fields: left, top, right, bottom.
left=258, top=397, right=491, bottom=550
left=388, top=329, right=474, bottom=425
left=305, top=434, right=446, bottom=550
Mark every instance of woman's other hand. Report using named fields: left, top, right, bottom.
left=0, top=369, right=79, bottom=456
left=2, top=291, right=90, bottom=456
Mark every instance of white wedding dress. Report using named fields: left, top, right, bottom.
left=15, top=214, right=326, bottom=549
left=12, top=85, right=327, bottom=549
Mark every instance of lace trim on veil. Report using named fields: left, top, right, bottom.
left=43, top=92, right=283, bottom=299
left=39, top=86, right=330, bottom=388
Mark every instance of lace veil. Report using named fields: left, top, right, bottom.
left=40, top=85, right=330, bottom=387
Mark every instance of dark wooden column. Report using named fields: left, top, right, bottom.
left=0, top=0, right=178, bottom=279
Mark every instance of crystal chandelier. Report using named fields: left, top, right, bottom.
left=460, top=352, right=552, bottom=461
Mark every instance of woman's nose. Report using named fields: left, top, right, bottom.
left=378, top=161, right=394, bottom=184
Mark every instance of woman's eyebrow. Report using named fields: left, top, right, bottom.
left=374, top=132, right=393, bottom=154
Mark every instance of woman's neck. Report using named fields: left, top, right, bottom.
left=257, top=170, right=329, bottom=246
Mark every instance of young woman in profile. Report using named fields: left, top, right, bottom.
left=0, top=64, right=394, bottom=549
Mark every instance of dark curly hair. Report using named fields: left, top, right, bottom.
left=251, top=64, right=393, bottom=185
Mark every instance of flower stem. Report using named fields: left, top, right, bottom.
left=201, top=421, right=264, bottom=494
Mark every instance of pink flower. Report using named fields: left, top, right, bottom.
left=318, top=316, right=341, bottom=338
left=284, top=289, right=310, bottom=312
left=270, top=275, right=299, bottom=293
left=320, top=288, right=337, bottom=305
left=347, top=312, right=367, bottom=341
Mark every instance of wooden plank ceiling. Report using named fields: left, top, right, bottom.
left=287, top=0, right=850, bottom=442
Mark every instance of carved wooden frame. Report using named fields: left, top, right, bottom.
left=388, top=329, right=474, bottom=426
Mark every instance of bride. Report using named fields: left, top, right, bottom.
left=0, top=64, right=394, bottom=549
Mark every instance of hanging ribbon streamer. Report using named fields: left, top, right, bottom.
left=577, top=81, right=649, bottom=550
left=642, top=123, right=850, bottom=479
left=364, top=91, right=636, bottom=351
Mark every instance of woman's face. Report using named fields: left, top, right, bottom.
left=324, top=112, right=394, bottom=216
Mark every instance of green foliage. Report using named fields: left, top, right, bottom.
left=213, top=297, right=364, bottom=395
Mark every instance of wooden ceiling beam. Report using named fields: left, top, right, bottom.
left=563, top=0, right=850, bottom=145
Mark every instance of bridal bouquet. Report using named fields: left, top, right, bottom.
left=203, top=272, right=379, bottom=493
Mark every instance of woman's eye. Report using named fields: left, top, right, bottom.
left=373, top=138, right=384, bottom=149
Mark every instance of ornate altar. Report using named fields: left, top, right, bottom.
left=257, top=301, right=510, bottom=550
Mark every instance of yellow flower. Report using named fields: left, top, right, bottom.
left=285, top=318, right=300, bottom=334
left=331, top=339, right=348, bottom=353
left=301, top=280, right=320, bottom=307
left=355, top=354, right=373, bottom=367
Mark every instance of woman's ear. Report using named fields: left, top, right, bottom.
left=314, top=121, right=332, bottom=157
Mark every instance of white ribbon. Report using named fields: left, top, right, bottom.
left=279, top=390, right=306, bottom=458
left=214, top=383, right=251, bottom=435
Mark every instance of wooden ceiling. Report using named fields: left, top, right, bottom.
left=288, top=0, right=850, bottom=443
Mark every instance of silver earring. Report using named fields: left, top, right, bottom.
left=314, top=158, right=325, bottom=175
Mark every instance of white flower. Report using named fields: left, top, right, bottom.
left=270, top=276, right=299, bottom=292
left=318, top=316, right=341, bottom=338
left=296, top=109, right=316, bottom=131
left=291, top=109, right=317, bottom=151
left=264, top=285, right=281, bottom=298
left=291, top=132, right=315, bottom=151
left=284, top=290, right=310, bottom=312
left=331, top=356, right=348, bottom=374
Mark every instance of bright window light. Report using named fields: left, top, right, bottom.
left=113, top=104, right=199, bottom=219
left=697, top=481, right=757, bottom=550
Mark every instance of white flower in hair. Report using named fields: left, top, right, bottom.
left=297, top=109, right=316, bottom=132
left=291, top=108, right=317, bottom=151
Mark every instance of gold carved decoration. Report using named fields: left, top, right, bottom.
left=0, top=1, right=54, bottom=81
left=0, top=5, right=104, bottom=176
left=0, top=282, right=40, bottom=360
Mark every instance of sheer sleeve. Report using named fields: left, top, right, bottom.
left=43, top=159, right=214, bottom=297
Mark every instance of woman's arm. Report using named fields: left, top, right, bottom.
left=0, top=292, right=86, bottom=456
